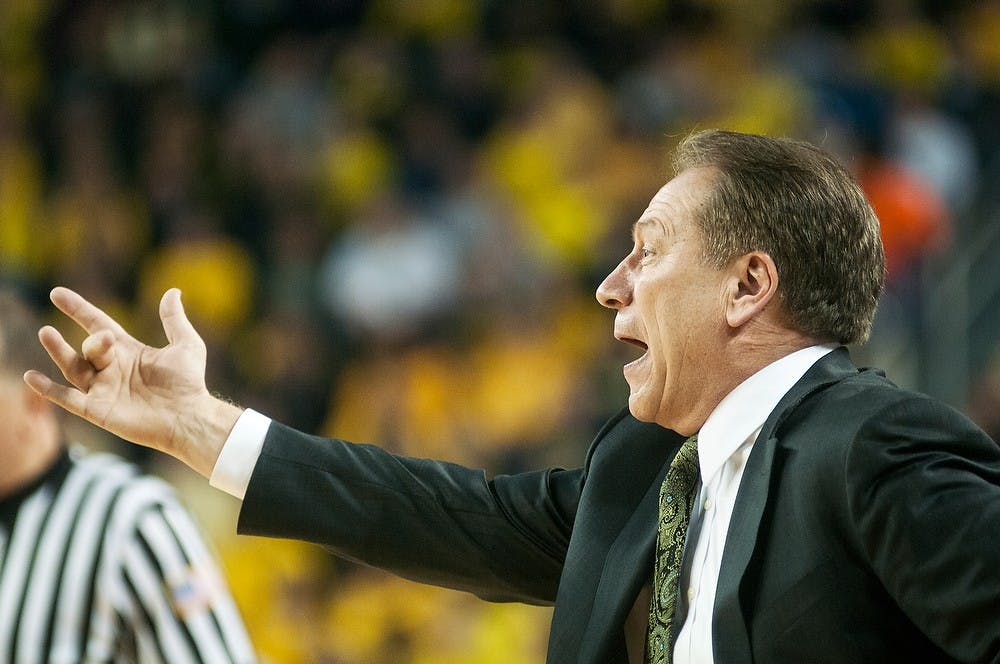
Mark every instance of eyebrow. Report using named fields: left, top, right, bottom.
left=632, top=216, right=670, bottom=242
left=631, top=217, right=654, bottom=240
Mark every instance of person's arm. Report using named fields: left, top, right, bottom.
left=24, top=287, right=241, bottom=476
left=847, top=396, right=1000, bottom=662
left=239, top=420, right=583, bottom=604
left=26, top=287, right=584, bottom=604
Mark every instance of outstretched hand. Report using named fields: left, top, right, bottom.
left=23, top=287, right=243, bottom=477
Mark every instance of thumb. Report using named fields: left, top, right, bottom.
left=159, top=289, right=202, bottom=346
left=81, top=330, right=115, bottom=370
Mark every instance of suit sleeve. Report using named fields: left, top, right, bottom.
left=846, top=396, right=1000, bottom=662
left=237, top=422, right=584, bottom=605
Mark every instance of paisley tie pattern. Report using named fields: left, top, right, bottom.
left=646, top=434, right=700, bottom=664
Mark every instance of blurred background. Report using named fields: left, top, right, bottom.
left=2, top=0, right=999, bottom=661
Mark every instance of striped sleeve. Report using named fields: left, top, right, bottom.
left=105, top=475, right=257, bottom=663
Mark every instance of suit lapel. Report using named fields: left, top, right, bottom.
left=711, top=431, right=781, bottom=664
left=547, top=411, right=683, bottom=663
left=712, top=347, right=858, bottom=663
left=578, top=456, right=670, bottom=658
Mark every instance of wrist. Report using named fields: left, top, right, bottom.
left=175, top=393, right=244, bottom=478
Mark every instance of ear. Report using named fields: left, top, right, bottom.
left=724, top=251, right=779, bottom=329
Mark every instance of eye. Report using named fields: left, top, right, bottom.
left=640, top=246, right=654, bottom=261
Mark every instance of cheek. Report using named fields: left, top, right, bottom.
left=651, top=298, right=708, bottom=367
left=650, top=297, right=687, bottom=347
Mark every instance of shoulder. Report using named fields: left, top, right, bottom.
left=779, top=372, right=998, bottom=494
left=797, top=370, right=991, bottom=448
left=771, top=368, right=995, bottom=488
left=845, top=387, right=998, bottom=475
left=65, top=447, right=188, bottom=538
left=69, top=447, right=175, bottom=496
left=778, top=366, right=960, bottom=443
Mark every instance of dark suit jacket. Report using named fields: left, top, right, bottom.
left=238, top=348, right=1000, bottom=663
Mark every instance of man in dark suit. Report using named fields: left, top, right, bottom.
left=26, top=130, right=1000, bottom=662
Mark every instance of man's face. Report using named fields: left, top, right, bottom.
left=596, top=167, right=728, bottom=433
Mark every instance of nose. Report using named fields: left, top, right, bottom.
left=596, top=258, right=631, bottom=309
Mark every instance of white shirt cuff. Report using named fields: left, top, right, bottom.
left=209, top=408, right=272, bottom=500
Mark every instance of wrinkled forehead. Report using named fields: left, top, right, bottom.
left=632, top=167, right=718, bottom=238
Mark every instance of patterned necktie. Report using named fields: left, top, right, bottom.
left=646, top=434, right=700, bottom=664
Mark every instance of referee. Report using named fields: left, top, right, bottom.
left=0, top=290, right=255, bottom=663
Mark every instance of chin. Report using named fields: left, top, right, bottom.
left=626, top=394, right=658, bottom=423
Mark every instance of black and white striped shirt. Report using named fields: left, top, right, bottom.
left=0, top=447, right=256, bottom=663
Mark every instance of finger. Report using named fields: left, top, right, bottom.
left=81, top=330, right=115, bottom=371
left=159, top=289, right=202, bottom=347
left=50, top=287, right=127, bottom=337
left=38, top=325, right=96, bottom=391
left=23, top=369, right=92, bottom=419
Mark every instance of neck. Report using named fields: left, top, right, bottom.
left=667, top=326, right=825, bottom=436
left=738, top=335, right=825, bottom=374
left=0, top=435, right=62, bottom=499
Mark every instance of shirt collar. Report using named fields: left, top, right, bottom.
left=697, top=344, right=837, bottom=483
left=0, top=447, right=70, bottom=528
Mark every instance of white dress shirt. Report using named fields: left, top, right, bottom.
left=672, top=343, right=835, bottom=664
left=210, top=408, right=271, bottom=500
left=211, top=345, right=837, bottom=662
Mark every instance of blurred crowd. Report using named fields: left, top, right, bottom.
left=2, top=0, right=1000, bottom=661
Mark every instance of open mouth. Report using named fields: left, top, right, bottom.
left=616, top=335, right=648, bottom=368
left=619, top=336, right=648, bottom=352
